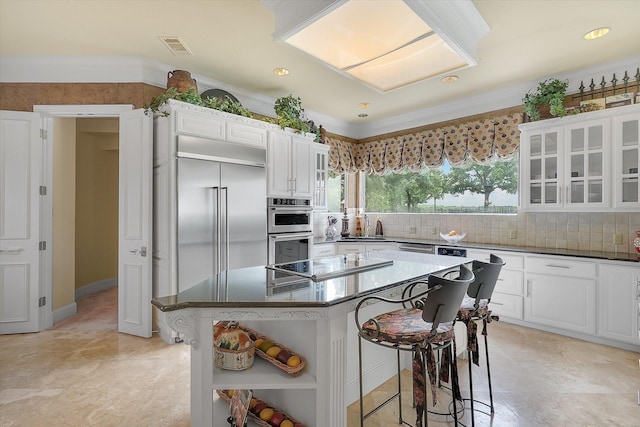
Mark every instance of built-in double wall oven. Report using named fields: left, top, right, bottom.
left=267, top=198, right=313, bottom=267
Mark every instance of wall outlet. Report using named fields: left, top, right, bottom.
left=509, top=229, right=517, bottom=239
left=614, top=233, right=623, bottom=245
left=409, top=226, right=417, bottom=234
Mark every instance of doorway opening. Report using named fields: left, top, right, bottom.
left=53, top=117, right=119, bottom=328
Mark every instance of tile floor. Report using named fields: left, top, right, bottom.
left=1, top=287, right=638, bottom=426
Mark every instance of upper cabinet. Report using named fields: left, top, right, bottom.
left=313, top=144, right=330, bottom=210
left=612, top=111, right=640, bottom=209
left=519, top=103, right=640, bottom=212
left=267, top=132, right=314, bottom=199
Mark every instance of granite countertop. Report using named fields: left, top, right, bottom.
left=315, top=236, right=639, bottom=263
left=151, top=252, right=466, bottom=312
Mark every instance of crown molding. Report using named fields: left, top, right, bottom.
left=1, top=54, right=638, bottom=140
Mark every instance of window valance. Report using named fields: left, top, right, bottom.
left=327, top=113, right=522, bottom=175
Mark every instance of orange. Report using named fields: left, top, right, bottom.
left=286, top=355, right=301, bottom=367
left=259, top=407, right=274, bottom=421
left=266, top=346, right=281, bottom=358
left=280, top=420, right=294, bottom=427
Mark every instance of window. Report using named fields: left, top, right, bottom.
left=326, top=172, right=345, bottom=212
left=364, top=157, right=518, bottom=214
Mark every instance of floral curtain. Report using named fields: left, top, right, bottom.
left=327, top=112, right=522, bottom=174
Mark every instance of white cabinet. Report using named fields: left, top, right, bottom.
left=519, top=103, right=640, bottom=211
left=524, top=255, right=596, bottom=335
left=466, top=249, right=525, bottom=320
left=612, top=111, right=640, bottom=209
left=267, top=132, right=314, bottom=198
left=313, top=242, right=336, bottom=258
left=598, top=262, right=640, bottom=345
left=313, top=144, right=330, bottom=210
left=336, top=241, right=398, bottom=255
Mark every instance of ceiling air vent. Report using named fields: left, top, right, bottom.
left=159, top=36, right=193, bottom=56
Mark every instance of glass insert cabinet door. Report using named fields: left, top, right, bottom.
left=613, top=114, right=640, bottom=208
left=527, top=128, right=562, bottom=206
left=564, top=119, right=609, bottom=208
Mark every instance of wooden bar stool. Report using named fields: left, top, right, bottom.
left=355, top=264, right=474, bottom=426
left=458, top=254, right=505, bottom=426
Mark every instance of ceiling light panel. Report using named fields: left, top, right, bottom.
left=347, top=34, right=468, bottom=91
left=285, top=1, right=430, bottom=70
left=262, top=0, right=488, bottom=92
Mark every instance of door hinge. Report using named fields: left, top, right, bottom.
left=39, top=186, right=47, bottom=196
left=39, top=241, right=47, bottom=251
left=38, top=296, right=46, bottom=307
left=40, top=129, right=47, bottom=140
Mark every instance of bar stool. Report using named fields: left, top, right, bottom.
left=355, top=264, right=474, bottom=427
left=457, top=254, right=505, bottom=426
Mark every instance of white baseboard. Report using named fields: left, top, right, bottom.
left=53, top=302, right=77, bottom=324
left=75, top=277, right=117, bottom=300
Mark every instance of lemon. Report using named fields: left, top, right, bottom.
left=253, top=338, right=264, bottom=348
left=281, top=420, right=294, bottom=427
left=266, top=346, right=281, bottom=358
left=286, top=355, right=301, bottom=367
left=259, top=407, right=274, bottom=421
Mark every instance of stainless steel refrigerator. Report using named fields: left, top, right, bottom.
left=176, top=135, right=267, bottom=291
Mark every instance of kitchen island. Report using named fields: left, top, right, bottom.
left=152, top=252, right=467, bottom=427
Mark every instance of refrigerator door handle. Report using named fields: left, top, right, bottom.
left=213, top=186, right=221, bottom=274
left=222, top=187, right=229, bottom=271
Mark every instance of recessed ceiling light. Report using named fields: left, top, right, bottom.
left=358, top=113, right=368, bottom=118
left=583, top=27, right=610, bottom=40
left=358, top=102, right=370, bottom=108
left=441, top=75, right=459, bottom=83
left=273, top=67, right=289, bottom=76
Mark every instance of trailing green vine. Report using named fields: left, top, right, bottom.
left=144, top=88, right=252, bottom=118
left=274, top=94, right=322, bottom=142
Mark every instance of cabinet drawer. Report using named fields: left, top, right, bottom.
left=527, top=256, right=596, bottom=278
left=227, top=122, right=268, bottom=148
left=466, top=250, right=524, bottom=270
left=489, top=293, right=523, bottom=319
left=495, top=269, right=524, bottom=295
left=313, top=244, right=336, bottom=258
left=175, top=110, right=226, bottom=140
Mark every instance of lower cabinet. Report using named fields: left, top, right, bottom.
left=313, top=242, right=336, bottom=258
left=524, top=256, right=597, bottom=335
left=336, top=241, right=398, bottom=255
left=598, top=262, right=640, bottom=345
left=465, top=249, right=525, bottom=320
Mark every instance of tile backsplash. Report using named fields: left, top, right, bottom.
left=314, top=211, right=640, bottom=254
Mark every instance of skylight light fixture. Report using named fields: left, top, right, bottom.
left=261, top=0, right=489, bottom=92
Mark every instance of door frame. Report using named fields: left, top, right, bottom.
left=33, top=104, right=133, bottom=330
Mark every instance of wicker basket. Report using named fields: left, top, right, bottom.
left=238, top=324, right=306, bottom=376
left=214, top=322, right=255, bottom=371
left=216, top=390, right=305, bottom=427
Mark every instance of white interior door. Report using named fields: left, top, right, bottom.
left=0, top=111, right=42, bottom=334
left=118, top=109, right=152, bottom=337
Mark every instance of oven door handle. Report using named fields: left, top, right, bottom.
left=269, top=206, right=313, bottom=212
left=269, top=232, right=313, bottom=241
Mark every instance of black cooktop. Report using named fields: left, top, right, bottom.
left=266, top=253, right=393, bottom=282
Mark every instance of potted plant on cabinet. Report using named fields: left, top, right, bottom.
left=274, top=94, right=322, bottom=142
left=522, top=78, right=569, bottom=121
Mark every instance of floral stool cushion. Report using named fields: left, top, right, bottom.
left=360, top=307, right=454, bottom=346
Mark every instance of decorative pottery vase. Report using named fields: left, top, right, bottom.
left=167, top=70, right=198, bottom=93
left=634, top=230, right=640, bottom=254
